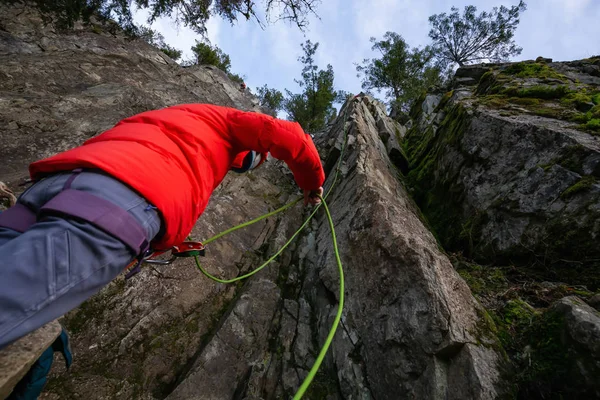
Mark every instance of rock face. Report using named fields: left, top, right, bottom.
left=0, top=1, right=258, bottom=185
left=166, top=95, right=506, bottom=400
left=0, top=4, right=510, bottom=399
left=403, top=59, right=600, bottom=288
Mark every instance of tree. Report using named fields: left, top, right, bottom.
left=185, top=40, right=245, bottom=85
left=27, top=0, right=321, bottom=35
left=137, top=26, right=183, bottom=61
left=256, top=85, right=284, bottom=115
left=283, top=40, right=344, bottom=133
left=188, top=40, right=232, bottom=71
left=428, top=1, right=527, bottom=67
left=356, top=32, right=442, bottom=112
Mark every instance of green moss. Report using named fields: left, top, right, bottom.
left=516, top=309, right=572, bottom=399
left=403, top=104, right=471, bottom=248
left=435, top=90, right=454, bottom=112
left=537, top=161, right=554, bottom=172
left=583, top=118, right=600, bottom=132
left=456, top=260, right=508, bottom=297
left=592, top=93, right=600, bottom=105
left=502, top=62, right=567, bottom=81
left=530, top=105, right=562, bottom=119
left=479, top=94, right=509, bottom=108
left=408, top=92, right=428, bottom=121
left=561, top=91, right=594, bottom=107
left=568, top=111, right=590, bottom=123
left=490, top=298, right=537, bottom=355
left=502, top=299, right=535, bottom=326
left=476, top=70, right=506, bottom=95
left=510, top=97, right=540, bottom=106
left=560, top=175, right=597, bottom=198
left=503, top=85, right=571, bottom=100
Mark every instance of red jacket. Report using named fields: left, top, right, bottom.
left=29, top=104, right=325, bottom=249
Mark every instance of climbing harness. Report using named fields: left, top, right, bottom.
left=0, top=169, right=151, bottom=259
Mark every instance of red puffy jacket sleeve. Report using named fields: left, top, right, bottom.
left=227, top=109, right=325, bottom=190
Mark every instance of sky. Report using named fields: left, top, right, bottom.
left=133, top=0, right=600, bottom=101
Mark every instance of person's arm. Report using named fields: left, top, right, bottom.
left=227, top=109, right=325, bottom=193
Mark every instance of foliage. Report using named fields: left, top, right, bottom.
left=26, top=0, right=321, bottom=34
left=186, top=40, right=232, bottom=71
left=26, top=0, right=137, bottom=33
left=256, top=85, right=285, bottom=114
left=137, top=25, right=182, bottom=60
left=227, top=72, right=245, bottom=85
left=356, top=32, right=443, bottom=112
left=428, top=1, right=527, bottom=67
left=183, top=40, right=245, bottom=85
left=283, top=40, right=345, bottom=132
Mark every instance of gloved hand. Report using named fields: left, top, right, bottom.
left=304, top=187, right=323, bottom=206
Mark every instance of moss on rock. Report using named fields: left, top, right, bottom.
left=403, top=103, right=471, bottom=248
left=501, top=62, right=567, bottom=81
left=561, top=175, right=597, bottom=198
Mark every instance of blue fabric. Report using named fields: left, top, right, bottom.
left=7, top=328, right=72, bottom=400
left=0, top=171, right=161, bottom=349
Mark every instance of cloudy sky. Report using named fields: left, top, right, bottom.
left=134, top=0, right=599, bottom=100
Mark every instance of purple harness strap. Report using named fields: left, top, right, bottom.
left=0, top=203, right=37, bottom=233
left=40, top=189, right=149, bottom=256
left=0, top=169, right=149, bottom=258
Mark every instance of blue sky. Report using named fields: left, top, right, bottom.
left=134, top=0, right=600, bottom=101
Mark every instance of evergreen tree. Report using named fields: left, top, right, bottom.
left=188, top=40, right=232, bottom=71
left=428, top=1, right=527, bottom=67
left=356, top=32, right=442, bottom=112
left=256, top=85, right=284, bottom=116
left=137, top=26, right=182, bottom=61
left=283, top=40, right=344, bottom=133
left=185, top=40, right=245, bottom=85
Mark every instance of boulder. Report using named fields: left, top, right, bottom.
left=548, top=296, right=600, bottom=398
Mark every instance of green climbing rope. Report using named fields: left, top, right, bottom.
left=195, top=197, right=319, bottom=283
left=194, top=196, right=344, bottom=399
left=194, top=98, right=353, bottom=398
left=291, top=195, right=344, bottom=400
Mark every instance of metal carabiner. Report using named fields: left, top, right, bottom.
left=143, top=254, right=178, bottom=265
left=141, top=241, right=205, bottom=265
